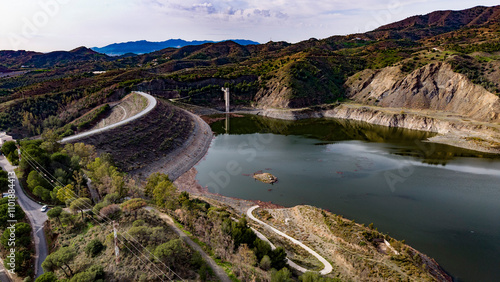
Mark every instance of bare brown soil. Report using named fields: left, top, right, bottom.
left=72, top=100, right=194, bottom=173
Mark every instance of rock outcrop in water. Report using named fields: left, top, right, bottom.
left=253, top=172, right=278, bottom=184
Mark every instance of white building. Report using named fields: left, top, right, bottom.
left=0, top=132, right=14, bottom=146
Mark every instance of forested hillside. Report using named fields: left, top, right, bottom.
left=1, top=5, right=500, bottom=137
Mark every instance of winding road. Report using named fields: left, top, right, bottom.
left=247, top=205, right=333, bottom=275
left=0, top=92, right=156, bottom=279
left=0, top=156, right=48, bottom=279
left=61, top=91, right=157, bottom=143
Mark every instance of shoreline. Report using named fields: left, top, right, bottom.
left=172, top=100, right=500, bottom=211
left=170, top=102, right=454, bottom=281
left=173, top=162, right=453, bottom=281
left=233, top=103, right=500, bottom=155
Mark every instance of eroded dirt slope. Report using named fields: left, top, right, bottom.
left=345, top=62, right=500, bottom=123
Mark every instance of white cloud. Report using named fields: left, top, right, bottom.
left=0, top=0, right=498, bottom=51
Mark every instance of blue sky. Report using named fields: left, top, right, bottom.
left=0, top=0, right=497, bottom=52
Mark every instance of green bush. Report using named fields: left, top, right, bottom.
left=3, top=250, right=33, bottom=277
left=69, top=265, right=105, bottom=282
left=271, top=268, right=293, bottom=282
left=1, top=141, right=17, bottom=157
left=260, top=255, right=272, bottom=270
left=35, top=272, right=58, bottom=282
left=0, top=204, right=25, bottom=228
left=1, top=222, right=31, bottom=249
left=85, top=239, right=105, bottom=257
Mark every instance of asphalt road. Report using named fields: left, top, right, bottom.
left=0, top=156, right=48, bottom=279
left=0, top=263, right=12, bottom=282
left=61, top=91, right=157, bottom=143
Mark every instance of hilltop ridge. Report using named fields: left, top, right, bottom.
left=92, top=39, right=260, bottom=56
left=369, top=5, right=500, bottom=40
left=1, top=5, right=499, bottom=146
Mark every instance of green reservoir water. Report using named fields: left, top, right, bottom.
left=195, top=115, right=500, bottom=282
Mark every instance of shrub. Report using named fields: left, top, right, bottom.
left=271, top=268, right=293, bottom=282
left=1, top=222, right=31, bottom=249
left=132, top=219, right=145, bottom=227
left=85, top=239, right=104, bottom=257
left=92, top=202, right=107, bottom=215
left=0, top=204, right=25, bottom=228
left=35, top=272, right=58, bottom=282
left=270, top=247, right=287, bottom=270
left=99, top=204, right=121, bottom=219
left=260, top=255, right=272, bottom=270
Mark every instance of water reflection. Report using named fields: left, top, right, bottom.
left=209, top=114, right=500, bottom=165
left=197, top=115, right=500, bottom=281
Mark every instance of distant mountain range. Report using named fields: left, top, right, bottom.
left=368, top=5, right=500, bottom=40
left=91, top=39, right=260, bottom=56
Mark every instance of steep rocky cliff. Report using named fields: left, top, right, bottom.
left=345, top=62, right=500, bottom=123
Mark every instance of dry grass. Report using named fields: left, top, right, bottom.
left=253, top=205, right=449, bottom=281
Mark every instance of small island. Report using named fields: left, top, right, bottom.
left=253, top=172, right=278, bottom=184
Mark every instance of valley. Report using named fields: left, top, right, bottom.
left=1, top=4, right=500, bottom=282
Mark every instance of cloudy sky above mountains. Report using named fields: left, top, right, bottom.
left=0, top=0, right=497, bottom=52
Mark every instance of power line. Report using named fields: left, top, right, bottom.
left=20, top=150, right=178, bottom=281
left=19, top=148, right=185, bottom=281
left=20, top=153, right=173, bottom=281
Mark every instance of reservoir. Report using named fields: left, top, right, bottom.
left=195, top=115, right=500, bottom=282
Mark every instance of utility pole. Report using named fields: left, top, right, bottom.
left=221, top=87, right=230, bottom=113
left=113, top=221, right=120, bottom=264
left=16, top=144, right=21, bottom=160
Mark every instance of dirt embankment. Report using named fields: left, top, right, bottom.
left=324, top=103, right=500, bottom=154
left=72, top=100, right=196, bottom=175
left=345, top=62, right=500, bottom=123
left=133, top=107, right=214, bottom=181
left=90, top=92, right=148, bottom=130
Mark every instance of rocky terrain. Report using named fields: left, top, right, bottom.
left=345, top=62, right=500, bottom=123
left=252, top=205, right=452, bottom=281
left=325, top=104, right=500, bottom=153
